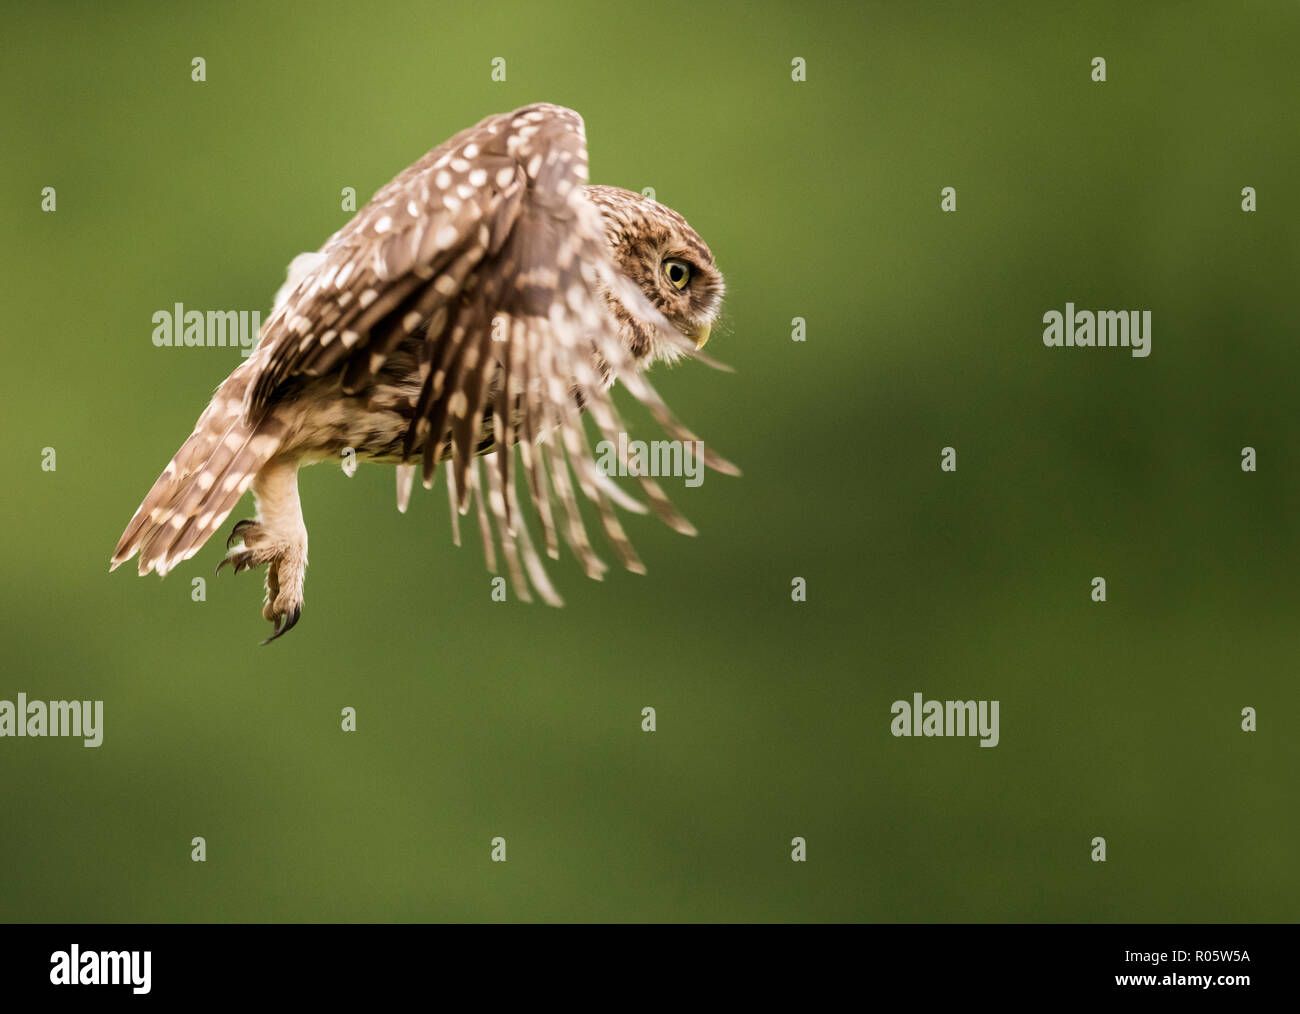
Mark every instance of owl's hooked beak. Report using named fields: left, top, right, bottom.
left=691, top=322, right=712, bottom=350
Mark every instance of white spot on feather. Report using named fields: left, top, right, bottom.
left=434, top=224, right=458, bottom=250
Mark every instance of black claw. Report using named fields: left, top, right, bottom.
left=227, top=519, right=255, bottom=548
left=259, top=604, right=302, bottom=645
left=218, top=549, right=257, bottom=577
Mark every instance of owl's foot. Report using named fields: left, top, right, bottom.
left=216, top=517, right=307, bottom=644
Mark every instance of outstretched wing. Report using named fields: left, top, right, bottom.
left=245, top=103, right=733, bottom=602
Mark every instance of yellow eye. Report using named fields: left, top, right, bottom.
left=664, top=258, right=692, bottom=290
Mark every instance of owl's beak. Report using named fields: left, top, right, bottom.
left=692, top=322, right=712, bottom=350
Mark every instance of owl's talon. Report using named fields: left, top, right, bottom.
left=218, top=546, right=255, bottom=575
left=261, top=603, right=302, bottom=645
left=217, top=509, right=309, bottom=643
left=227, top=519, right=258, bottom=548
left=216, top=550, right=247, bottom=575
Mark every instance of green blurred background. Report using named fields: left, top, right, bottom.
left=2, top=0, right=1297, bottom=922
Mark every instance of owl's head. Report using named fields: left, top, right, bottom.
left=586, top=185, right=724, bottom=367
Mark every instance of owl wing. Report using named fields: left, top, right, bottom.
left=244, top=103, right=726, bottom=603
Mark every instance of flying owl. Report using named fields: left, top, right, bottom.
left=111, top=103, right=736, bottom=642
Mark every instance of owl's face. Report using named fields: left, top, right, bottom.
left=586, top=185, right=724, bottom=366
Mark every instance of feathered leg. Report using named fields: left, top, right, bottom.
left=218, top=455, right=308, bottom=643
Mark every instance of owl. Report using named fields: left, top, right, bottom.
left=111, top=103, right=736, bottom=642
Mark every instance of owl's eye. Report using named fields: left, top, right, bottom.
left=663, top=258, right=692, bottom=290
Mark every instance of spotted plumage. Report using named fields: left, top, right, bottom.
left=111, top=103, right=735, bottom=642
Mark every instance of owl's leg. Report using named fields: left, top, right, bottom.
left=216, top=456, right=308, bottom=643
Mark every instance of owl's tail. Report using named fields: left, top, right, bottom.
left=110, top=375, right=285, bottom=577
